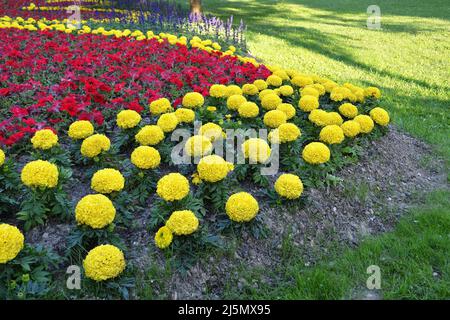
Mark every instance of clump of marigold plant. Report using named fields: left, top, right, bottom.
left=68, top=120, right=94, bottom=140
left=83, top=244, right=126, bottom=281
left=75, top=194, right=116, bottom=229
left=156, top=173, right=190, bottom=201
left=91, top=168, right=125, bottom=194
left=31, top=129, right=58, bottom=150
left=165, top=210, right=199, bottom=235
left=197, top=155, right=234, bottom=183
left=302, top=142, right=331, bottom=164
left=0, top=224, right=24, bottom=264
left=154, top=226, right=173, bottom=249
left=274, top=174, right=304, bottom=199
left=81, top=134, right=110, bottom=158
left=21, top=160, right=59, bottom=188
left=135, top=125, right=164, bottom=146
left=131, top=146, right=161, bottom=170
left=225, top=192, right=259, bottom=222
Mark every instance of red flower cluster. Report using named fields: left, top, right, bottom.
left=0, top=27, right=270, bottom=146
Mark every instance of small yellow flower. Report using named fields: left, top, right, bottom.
left=154, top=226, right=173, bottom=249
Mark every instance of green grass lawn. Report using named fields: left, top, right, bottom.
left=173, top=0, right=450, bottom=299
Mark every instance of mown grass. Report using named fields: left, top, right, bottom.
left=171, top=0, right=450, bottom=299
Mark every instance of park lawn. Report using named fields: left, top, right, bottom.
left=174, top=0, right=450, bottom=299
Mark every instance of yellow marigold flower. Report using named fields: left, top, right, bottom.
left=354, top=115, right=375, bottom=133
left=199, top=122, right=223, bottom=141
left=175, top=108, right=195, bottom=123
left=276, top=103, right=296, bottom=120
left=273, top=69, right=290, bottom=80
left=21, top=160, right=58, bottom=188
left=263, top=110, right=287, bottom=128
left=330, top=86, right=353, bottom=102
left=259, top=89, right=277, bottom=100
left=275, top=174, right=304, bottom=199
left=131, top=146, right=161, bottom=169
left=83, top=245, right=126, bottom=281
left=165, top=210, right=199, bottom=235
left=0, top=224, right=24, bottom=264
left=68, top=120, right=94, bottom=140
left=291, top=75, right=313, bottom=87
left=319, top=125, right=345, bottom=144
left=341, top=120, right=361, bottom=138
left=154, top=226, right=173, bottom=249
left=323, top=80, right=338, bottom=93
left=364, top=86, right=382, bottom=99
left=182, top=92, right=204, bottom=108
left=237, top=102, right=259, bottom=118
left=311, top=83, right=326, bottom=95
left=91, top=168, right=125, bottom=194
left=279, top=85, right=294, bottom=96
left=0, top=149, right=5, bottom=167
left=81, top=134, right=110, bottom=158
left=370, top=107, right=390, bottom=126
left=149, top=98, right=172, bottom=115
left=135, top=125, right=164, bottom=146
left=261, top=93, right=283, bottom=110
left=75, top=194, right=116, bottom=229
left=302, top=142, right=330, bottom=164
left=326, top=112, right=344, bottom=126
left=157, top=112, right=179, bottom=132
left=242, top=83, right=259, bottom=96
left=253, top=79, right=268, bottom=91
left=185, top=135, right=213, bottom=157
left=116, top=109, right=141, bottom=129
left=299, top=95, right=319, bottom=112
left=31, top=129, right=58, bottom=150
left=207, top=106, right=217, bottom=112
left=225, top=85, right=242, bottom=97
left=242, top=138, right=271, bottom=163
left=209, top=84, right=227, bottom=98
left=227, top=94, right=247, bottom=111
left=300, top=86, right=320, bottom=98
left=339, top=103, right=358, bottom=119
left=197, top=155, right=233, bottom=183
left=266, top=75, right=283, bottom=87
left=226, top=192, right=259, bottom=222
left=157, top=173, right=190, bottom=201
left=269, top=123, right=301, bottom=144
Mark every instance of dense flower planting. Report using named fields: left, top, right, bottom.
left=0, top=1, right=391, bottom=299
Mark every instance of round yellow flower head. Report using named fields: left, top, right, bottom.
left=209, top=84, right=227, bottom=98
left=238, top=101, right=260, bottom=118
left=227, top=94, right=247, bottom=111
left=279, top=85, right=294, bottom=97
left=341, top=120, right=361, bottom=138
left=276, top=103, right=296, bottom=120
left=242, top=83, right=259, bottom=96
left=266, top=74, right=283, bottom=87
left=291, top=75, right=313, bottom=87
left=91, top=168, right=125, bottom=194
left=339, top=103, right=358, bottom=119
left=83, top=245, right=126, bottom=281
left=149, top=98, right=172, bottom=115
left=131, top=146, right=161, bottom=170
left=323, top=80, right=338, bottom=93
left=275, top=174, right=304, bottom=199
left=354, top=115, right=375, bottom=133
left=154, top=226, right=173, bottom=249
left=364, top=87, right=381, bottom=99
left=0, top=224, right=24, bottom=264
left=68, top=120, right=94, bottom=140
left=261, top=93, right=282, bottom=110
left=81, top=134, right=110, bottom=158
left=326, top=112, right=344, bottom=126
left=253, top=79, right=268, bottom=91
left=269, top=123, right=301, bottom=144
left=175, top=108, right=195, bottom=123
left=185, top=135, right=213, bottom=157
left=182, top=92, right=205, bottom=108
left=263, top=110, right=287, bottom=128
left=302, top=142, right=331, bottom=164
left=31, top=129, right=58, bottom=150
left=0, top=149, right=5, bottom=167
left=242, top=138, right=271, bottom=164
left=21, top=160, right=58, bottom=188
left=226, top=192, right=259, bottom=222
left=370, top=107, right=390, bottom=126
left=116, top=109, right=141, bottom=129
left=197, top=155, right=234, bottom=183
left=273, top=69, right=290, bottom=80
left=165, top=210, right=199, bottom=235
left=199, top=122, right=223, bottom=141
left=157, top=112, right=179, bottom=132
left=157, top=173, right=190, bottom=201
left=311, top=83, right=326, bottom=95
left=300, top=86, right=320, bottom=98
left=225, top=85, right=243, bottom=97
left=330, top=86, right=352, bottom=102
left=75, top=194, right=116, bottom=229
left=135, top=125, right=164, bottom=146
left=259, top=89, right=277, bottom=100
left=320, top=125, right=345, bottom=144
left=299, top=95, right=319, bottom=112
